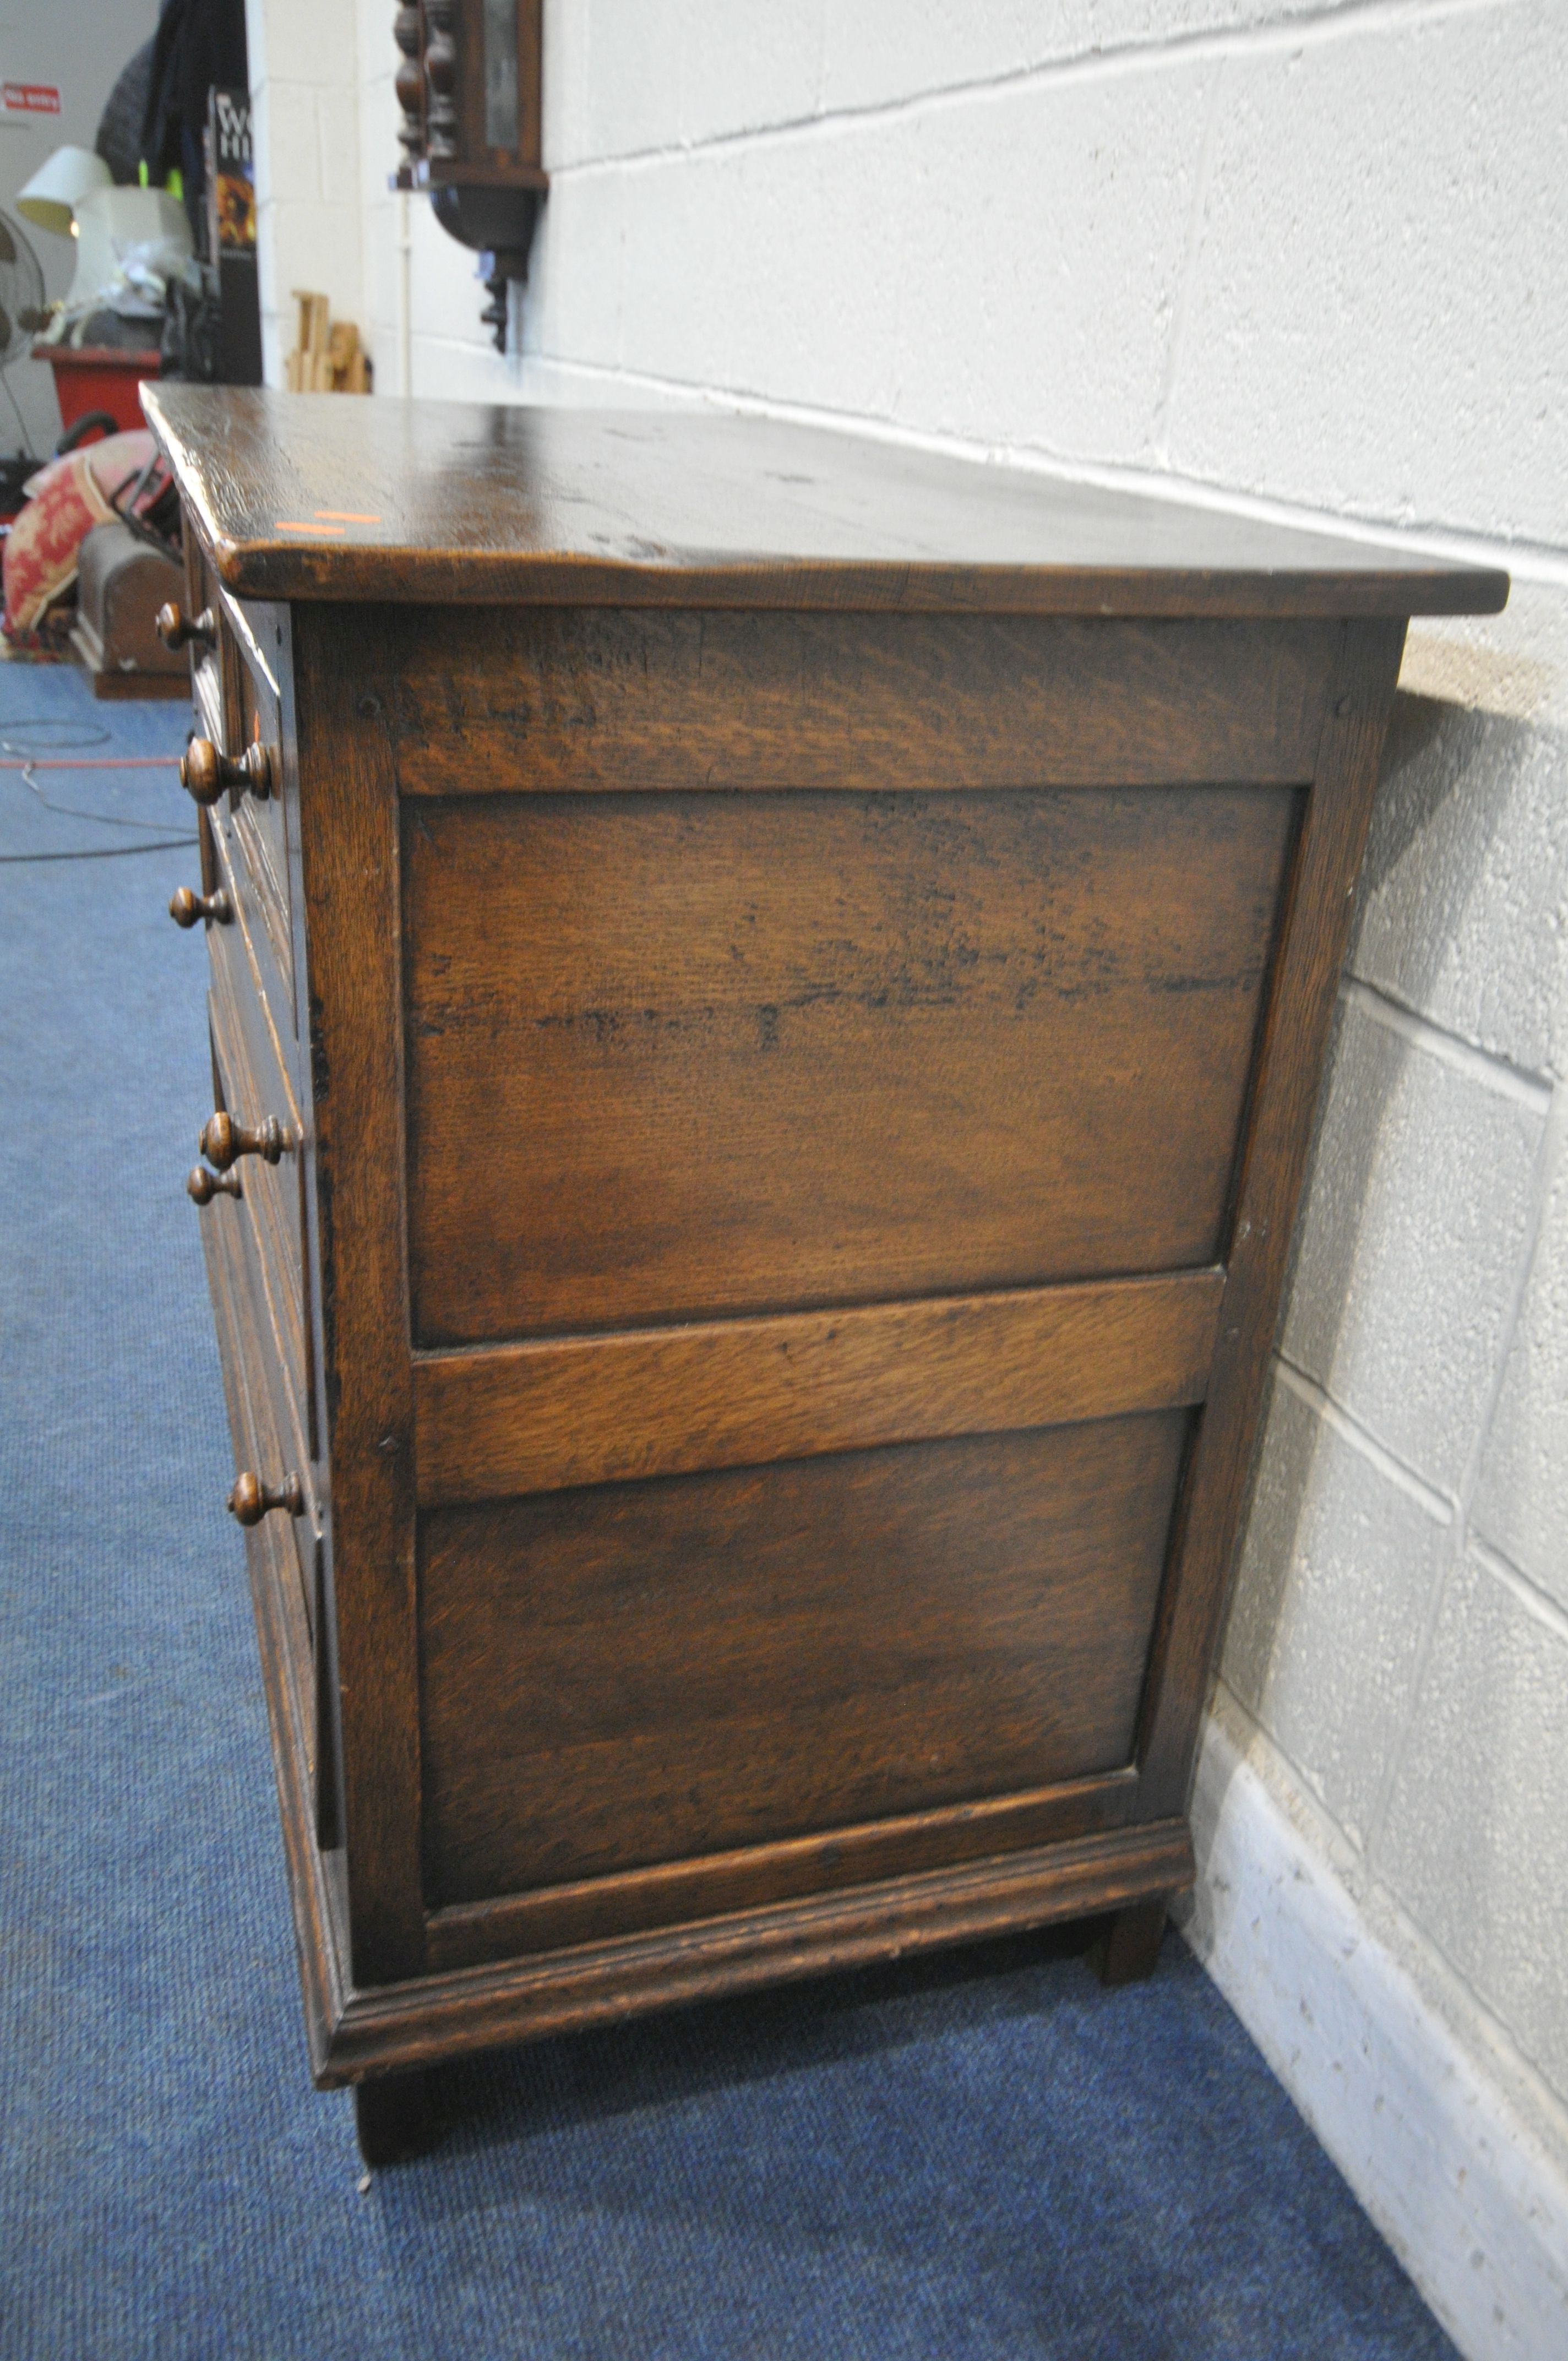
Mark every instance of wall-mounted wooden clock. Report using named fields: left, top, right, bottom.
left=393, top=0, right=546, bottom=348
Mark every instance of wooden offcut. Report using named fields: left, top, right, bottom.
left=284, top=291, right=369, bottom=393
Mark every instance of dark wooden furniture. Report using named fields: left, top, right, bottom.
left=143, top=387, right=1505, bottom=2165
left=391, top=0, right=546, bottom=345
left=73, top=522, right=187, bottom=699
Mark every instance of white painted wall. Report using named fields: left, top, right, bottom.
left=0, top=0, right=159, bottom=454
left=246, top=4, right=1568, bottom=2348
left=246, top=0, right=367, bottom=385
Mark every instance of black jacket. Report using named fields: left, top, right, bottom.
left=138, top=0, right=249, bottom=240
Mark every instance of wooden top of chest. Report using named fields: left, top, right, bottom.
left=145, top=385, right=1507, bottom=621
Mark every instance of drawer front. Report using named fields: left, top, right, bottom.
left=206, top=987, right=319, bottom=1642
left=199, top=1171, right=324, bottom=1816
left=186, top=611, right=334, bottom=1843
left=404, top=784, right=1298, bottom=1343
left=221, top=619, right=296, bottom=1026
left=206, top=911, right=315, bottom=1488
left=183, top=533, right=230, bottom=746
left=207, top=808, right=301, bottom=1167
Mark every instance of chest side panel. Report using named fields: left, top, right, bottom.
left=389, top=606, right=1336, bottom=1948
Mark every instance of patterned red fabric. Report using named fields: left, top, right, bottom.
left=2, top=430, right=162, bottom=642
left=3, top=453, right=113, bottom=640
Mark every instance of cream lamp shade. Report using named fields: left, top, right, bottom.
left=17, top=145, right=113, bottom=237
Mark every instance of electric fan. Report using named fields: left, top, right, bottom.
left=0, top=206, right=50, bottom=498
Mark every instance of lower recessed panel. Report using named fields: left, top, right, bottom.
left=419, top=1412, right=1190, bottom=1908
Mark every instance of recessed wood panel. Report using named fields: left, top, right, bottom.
left=420, top=1413, right=1191, bottom=1907
left=404, top=786, right=1296, bottom=1343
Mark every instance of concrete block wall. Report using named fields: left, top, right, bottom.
left=1231, top=616, right=1568, bottom=2113
left=243, top=3, right=1568, bottom=2342
left=246, top=0, right=367, bottom=382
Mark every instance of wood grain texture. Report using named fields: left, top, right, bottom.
left=292, top=606, right=426, bottom=1986
left=427, top=1768, right=1137, bottom=1969
left=149, top=404, right=1507, bottom=2118
left=199, top=1211, right=1183, bottom=2079
left=221, top=585, right=282, bottom=704
left=1137, top=620, right=1411, bottom=1815
left=205, top=970, right=315, bottom=1590
left=322, top=1818, right=1197, bottom=2083
left=385, top=608, right=1335, bottom=794
left=205, top=825, right=301, bottom=1133
left=265, top=595, right=345, bottom=1852
left=202, top=1190, right=347, bottom=2082
left=144, top=389, right=1506, bottom=618
left=226, top=641, right=293, bottom=1018
left=203, top=858, right=293, bottom=1100
left=192, top=646, right=225, bottom=761
left=200, top=1189, right=1190, bottom=2089
left=396, top=0, right=545, bottom=195
left=413, top=1268, right=1224, bottom=1505
left=419, top=1414, right=1192, bottom=1905
left=313, top=1536, right=340, bottom=1851
left=204, top=889, right=322, bottom=1651
left=204, top=623, right=300, bottom=1092
left=183, top=531, right=233, bottom=747
left=200, top=1185, right=313, bottom=1722
left=265, top=600, right=337, bottom=1487
left=405, top=785, right=1295, bottom=1342
left=205, top=896, right=305, bottom=1304
left=209, top=788, right=292, bottom=1048
left=195, top=803, right=219, bottom=902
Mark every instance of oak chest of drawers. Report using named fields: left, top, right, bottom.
left=144, top=385, right=1505, bottom=2162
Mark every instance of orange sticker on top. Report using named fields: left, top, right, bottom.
left=315, top=509, right=381, bottom=523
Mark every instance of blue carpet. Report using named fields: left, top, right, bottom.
left=0, top=666, right=1457, bottom=2360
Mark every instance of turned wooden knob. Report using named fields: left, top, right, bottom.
left=169, top=884, right=232, bottom=928
left=187, top=1164, right=241, bottom=1204
left=228, top=1469, right=303, bottom=1526
left=179, top=737, right=273, bottom=805
left=199, top=1108, right=289, bottom=1169
left=156, top=601, right=216, bottom=653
